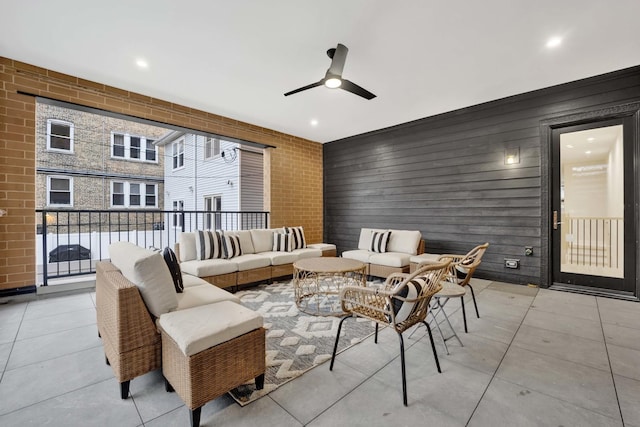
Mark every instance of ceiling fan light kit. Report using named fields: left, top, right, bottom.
left=284, top=43, right=376, bottom=100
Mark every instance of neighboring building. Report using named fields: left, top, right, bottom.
left=155, top=131, right=265, bottom=230
left=36, top=103, right=171, bottom=214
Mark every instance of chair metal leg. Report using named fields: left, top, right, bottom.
left=423, top=321, right=442, bottom=374
left=374, top=323, right=379, bottom=344
left=428, top=310, right=449, bottom=355
left=469, top=284, right=480, bottom=318
left=461, top=296, right=468, bottom=333
left=330, top=316, right=349, bottom=370
left=397, top=332, right=408, bottom=406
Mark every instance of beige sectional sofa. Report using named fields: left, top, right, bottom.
left=176, top=228, right=336, bottom=289
left=96, top=241, right=265, bottom=400
left=342, top=228, right=425, bottom=278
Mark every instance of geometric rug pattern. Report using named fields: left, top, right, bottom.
left=228, top=280, right=375, bottom=405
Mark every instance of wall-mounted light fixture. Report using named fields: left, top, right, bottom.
left=505, top=147, right=520, bottom=165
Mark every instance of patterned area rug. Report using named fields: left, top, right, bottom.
left=228, top=280, right=375, bottom=405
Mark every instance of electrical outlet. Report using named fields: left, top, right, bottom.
left=525, top=246, right=533, bottom=256
left=504, top=258, right=520, bottom=269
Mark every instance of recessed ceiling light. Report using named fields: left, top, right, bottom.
left=585, top=150, right=592, bottom=154
left=566, top=144, right=574, bottom=148
left=587, top=137, right=594, bottom=142
left=136, top=59, right=149, bottom=68
left=310, top=119, right=318, bottom=126
left=546, top=36, right=562, bottom=48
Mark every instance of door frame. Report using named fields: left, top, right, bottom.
left=540, top=102, right=640, bottom=299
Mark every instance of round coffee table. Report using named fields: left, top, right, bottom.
left=293, top=257, right=367, bottom=316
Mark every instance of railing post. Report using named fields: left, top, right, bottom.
left=41, top=211, right=48, bottom=286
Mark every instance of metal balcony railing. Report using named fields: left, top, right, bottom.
left=36, top=209, right=270, bottom=286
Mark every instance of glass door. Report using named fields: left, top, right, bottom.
left=551, top=118, right=634, bottom=292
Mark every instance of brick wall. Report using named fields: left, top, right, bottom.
left=0, top=57, right=323, bottom=291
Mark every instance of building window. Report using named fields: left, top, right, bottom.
left=172, top=200, right=184, bottom=229
left=172, top=140, right=184, bottom=170
left=111, top=181, right=157, bottom=208
left=204, top=137, right=220, bottom=159
left=111, top=132, right=157, bottom=162
left=204, top=195, right=222, bottom=230
left=47, top=176, right=73, bottom=207
left=46, top=119, right=74, bottom=153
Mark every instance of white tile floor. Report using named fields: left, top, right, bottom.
left=1, top=279, right=639, bottom=426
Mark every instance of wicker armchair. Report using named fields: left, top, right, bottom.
left=429, top=243, right=489, bottom=333
left=329, top=261, right=450, bottom=406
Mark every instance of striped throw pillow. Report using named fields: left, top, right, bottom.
left=272, top=233, right=293, bottom=252
left=222, top=234, right=243, bottom=259
left=385, top=278, right=425, bottom=324
left=195, top=230, right=223, bottom=260
left=370, top=230, right=391, bottom=253
left=285, top=226, right=306, bottom=250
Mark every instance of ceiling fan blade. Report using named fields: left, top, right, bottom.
left=340, top=79, right=376, bottom=100
left=327, top=43, right=348, bottom=77
left=284, top=80, right=324, bottom=97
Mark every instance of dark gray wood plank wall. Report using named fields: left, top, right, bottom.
left=323, top=66, right=640, bottom=285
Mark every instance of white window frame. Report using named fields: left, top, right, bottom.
left=110, top=181, right=158, bottom=208
left=110, top=132, right=158, bottom=163
left=172, top=200, right=184, bottom=229
left=204, top=137, right=221, bottom=160
left=46, top=119, right=74, bottom=153
left=172, top=140, right=185, bottom=170
left=204, top=195, right=222, bottom=230
left=46, top=175, right=73, bottom=207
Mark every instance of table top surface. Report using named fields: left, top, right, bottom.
left=293, top=257, right=365, bottom=273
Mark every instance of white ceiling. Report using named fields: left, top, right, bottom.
left=2, top=1, right=640, bottom=144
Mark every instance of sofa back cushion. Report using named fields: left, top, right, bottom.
left=250, top=229, right=275, bottom=253
left=109, top=241, right=178, bottom=317
left=358, top=228, right=386, bottom=250
left=387, top=230, right=422, bottom=255
left=225, top=230, right=255, bottom=254
left=178, top=232, right=197, bottom=262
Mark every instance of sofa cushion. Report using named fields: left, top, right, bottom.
left=357, top=228, right=386, bottom=250
left=222, top=234, right=243, bottom=259
left=370, top=230, right=391, bottom=253
left=369, top=252, right=411, bottom=268
left=409, top=253, right=441, bottom=265
left=181, top=273, right=210, bottom=288
left=342, top=249, right=372, bottom=263
left=250, top=229, right=275, bottom=253
left=260, top=251, right=298, bottom=265
left=226, top=230, right=255, bottom=254
left=272, top=233, right=293, bottom=252
left=285, top=226, right=306, bottom=249
left=307, top=243, right=337, bottom=252
left=233, top=254, right=272, bottom=271
left=178, top=232, right=197, bottom=262
left=180, top=258, right=237, bottom=277
left=159, top=301, right=263, bottom=357
left=109, top=241, right=178, bottom=317
left=163, top=247, right=183, bottom=293
left=195, top=230, right=224, bottom=260
left=175, top=284, right=240, bottom=311
left=291, top=248, right=322, bottom=259
left=387, top=229, right=422, bottom=255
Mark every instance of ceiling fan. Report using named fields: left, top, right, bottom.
left=284, top=43, right=376, bottom=100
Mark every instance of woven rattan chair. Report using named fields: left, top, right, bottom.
left=329, top=261, right=450, bottom=406
left=428, top=243, right=489, bottom=333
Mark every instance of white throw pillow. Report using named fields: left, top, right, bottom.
left=109, top=241, right=178, bottom=317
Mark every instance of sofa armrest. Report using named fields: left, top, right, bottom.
left=417, top=239, right=425, bottom=255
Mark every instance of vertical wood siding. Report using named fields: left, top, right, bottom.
left=324, top=66, right=640, bottom=285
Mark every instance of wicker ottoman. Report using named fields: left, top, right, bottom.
left=159, top=301, right=266, bottom=427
